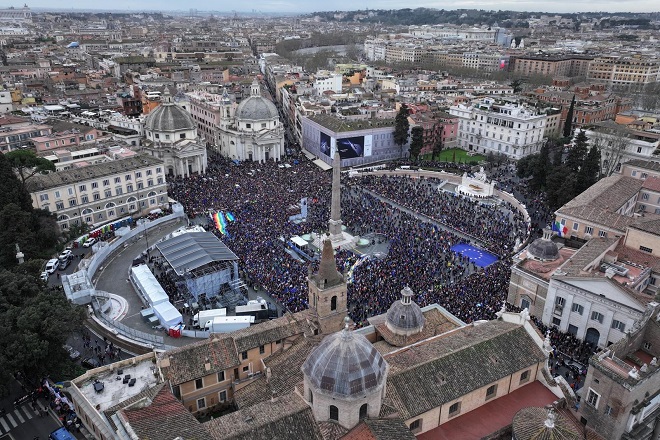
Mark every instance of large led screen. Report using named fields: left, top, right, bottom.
left=320, top=132, right=332, bottom=157
left=336, top=136, right=364, bottom=159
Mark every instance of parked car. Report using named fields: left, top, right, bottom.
left=63, top=344, right=80, bottom=361
left=45, top=258, right=59, bottom=274
left=40, top=271, right=49, bottom=282
left=58, top=250, right=72, bottom=262
left=59, top=257, right=71, bottom=270
left=83, top=238, right=96, bottom=248
left=81, top=357, right=101, bottom=369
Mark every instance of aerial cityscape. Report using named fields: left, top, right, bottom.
left=0, top=3, right=659, bottom=440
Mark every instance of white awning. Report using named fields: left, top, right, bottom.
left=312, top=159, right=332, bottom=171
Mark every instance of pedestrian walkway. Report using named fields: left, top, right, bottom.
left=0, top=403, right=42, bottom=435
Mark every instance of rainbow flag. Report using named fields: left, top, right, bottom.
left=212, top=212, right=226, bottom=235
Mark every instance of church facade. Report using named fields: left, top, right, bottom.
left=216, top=80, right=285, bottom=163
left=141, top=89, right=208, bottom=178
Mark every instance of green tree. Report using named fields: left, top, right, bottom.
left=432, top=133, right=443, bottom=160
left=394, top=104, right=410, bottom=156
left=577, top=145, right=602, bottom=194
left=563, top=95, right=576, bottom=138
left=409, top=126, right=424, bottom=160
left=566, top=130, right=589, bottom=173
left=5, top=149, right=55, bottom=187
left=546, top=166, right=577, bottom=211
left=531, top=141, right=551, bottom=191
left=510, top=78, right=524, bottom=93
left=0, top=269, right=85, bottom=395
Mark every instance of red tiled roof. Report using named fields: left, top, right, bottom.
left=417, top=381, right=557, bottom=440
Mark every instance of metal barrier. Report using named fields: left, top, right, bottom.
left=84, top=210, right=186, bottom=282
left=93, top=306, right=166, bottom=347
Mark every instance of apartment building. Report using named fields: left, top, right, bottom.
left=0, top=118, right=51, bottom=152
left=313, top=70, right=343, bottom=94
left=186, top=90, right=224, bottom=146
left=587, top=56, right=660, bottom=85
left=584, top=122, right=660, bottom=176
left=577, top=308, right=660, bottom=440
left=26, top=154, right=167, bottom=230
left=449, top=98, right=547, bottom=160
left=511, top=54, right=593, bottom=78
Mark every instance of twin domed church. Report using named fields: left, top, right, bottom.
left=141, top=79, right=285, bottom=177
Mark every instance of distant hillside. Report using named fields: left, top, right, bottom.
left=305, top=8, right=657, bottom=27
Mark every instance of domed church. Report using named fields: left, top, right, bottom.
left=141, top=88, right=208, bottom=177
left=216, top=79, right=285, bottom=163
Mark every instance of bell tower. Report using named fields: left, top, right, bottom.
left=308, top=235, right=348, bottom=334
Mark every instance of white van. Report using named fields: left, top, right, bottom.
left=45, top=258, right=60, bottom=274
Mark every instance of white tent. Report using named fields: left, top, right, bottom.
left=153, top=302, right=183, bottom=328
left=130, top=265, right=168, bottom=307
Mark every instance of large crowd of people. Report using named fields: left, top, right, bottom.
left=167, top=153, right=595, bottom=364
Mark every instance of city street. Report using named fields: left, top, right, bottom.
left=0, top=378, right=62, bottom=440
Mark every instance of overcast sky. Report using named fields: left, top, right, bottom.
left=23, top=1, right=658, bottom=14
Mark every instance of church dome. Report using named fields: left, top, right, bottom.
left=302, top=319, right=387, bottom=398
left=527, top=229, right=559, bottom=262
left=235, top=95, right=279, bottom=121
left=145, top=100, right=195, bottom=132
left=386, top=286, right=425, bottom=336
left=512, top=407, right=581, bottom=440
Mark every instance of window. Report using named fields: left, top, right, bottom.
left=180, top=133, right=186, bottom=139
left=331, top=296, right=337, bottom=311
left=599, top=230, right=607, bottom=238
left=93, top=193, right=100, bottom=201
left=91, top=182, right=98, bottom=189
left=591, top=311, right=604, bottom=324
left=147, top=169, right=152, bottom=176
left=114, top=177, right=121, bottom=184
left=449, top=401, right=461, bottom=416
left=568, top=324, right=578, bottom=335
left=552, top=317, right=561, bottom=326
left=642, top=193, right=649, bottom=200
left=55, top=190, right=61, bottom=198
left=571, top=303, right=584, bottom=315
left=125, top=175, right=132, bottom=181
left=148, top=179, right=154, bottom=187
left=585, top=226, right=593, bottom=235
left=644, top=341, right=652, bottom=350
left=103, top=179, right=109, bottom=186
left=219, top=390, right=227, bottom=402
left=605, top=404, right=613, bottom=416
left=69, top=199, right=76, bottom=207
left=156, top=167, right=162, bottom=173
left=40, top=194, right=49, bottom=201
left=573, top=222, right=579, bottom=231
left=329, top=405, right=339, bottom=421
left=611, top=320, right=625, bottom=332
left=116, top=188, right=123, bottom=196
left=586, top=389, right=600, bottom=408
left=197, top=398, right=206, bottom=410
left=242, top=366, right=249, bottom=372
left=79, top=185, right=86, bottom=192
left=195, top=378, right=203, bottom=389
left=217, top=371, right=225, bottom=382
left=259, top=345, right=265, bottom=355
left=520, top=370, right=530, bottom=384
left=241, top=351, right=248, bottom=360
left=127, top=184, right=133, bottom=192
left=104, top=190, right=112, bottom=198
left=409, top=419, right=422, bottom=432
left=640, top=245, right=653, bottom=253
left=486, top=384, right=497, bottom=400
left=359, top=403, right=368, bottom=420
left=246, top=123, right=251, bottom=129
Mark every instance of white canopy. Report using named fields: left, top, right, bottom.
left=153, top=302, right=182, bottom=328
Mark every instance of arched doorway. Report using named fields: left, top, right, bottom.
left=585, top=328, right=600, bottom=346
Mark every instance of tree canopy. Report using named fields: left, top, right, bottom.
left=5, top=149, right=55, bottom=187
left=0, top=269, right=85, bottom=395
left=394, top=104, right=411, bottom=154
left=409, top=126, right=424, bottom=159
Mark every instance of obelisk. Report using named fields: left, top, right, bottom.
left=329, top=152, right=343, bottom=241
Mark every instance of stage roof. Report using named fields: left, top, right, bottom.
left=156, top=231, right=238, bottom=276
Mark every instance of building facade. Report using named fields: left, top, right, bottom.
left=450, top=98, right=547, bottom=160
left=27, top=155, right=167, bottom=230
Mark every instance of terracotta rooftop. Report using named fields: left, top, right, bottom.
left=203, top=393, right=323, bottom=440
left=418, top=381, right=558, bottom=440
left=120, top=385, right=212, bottom=440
